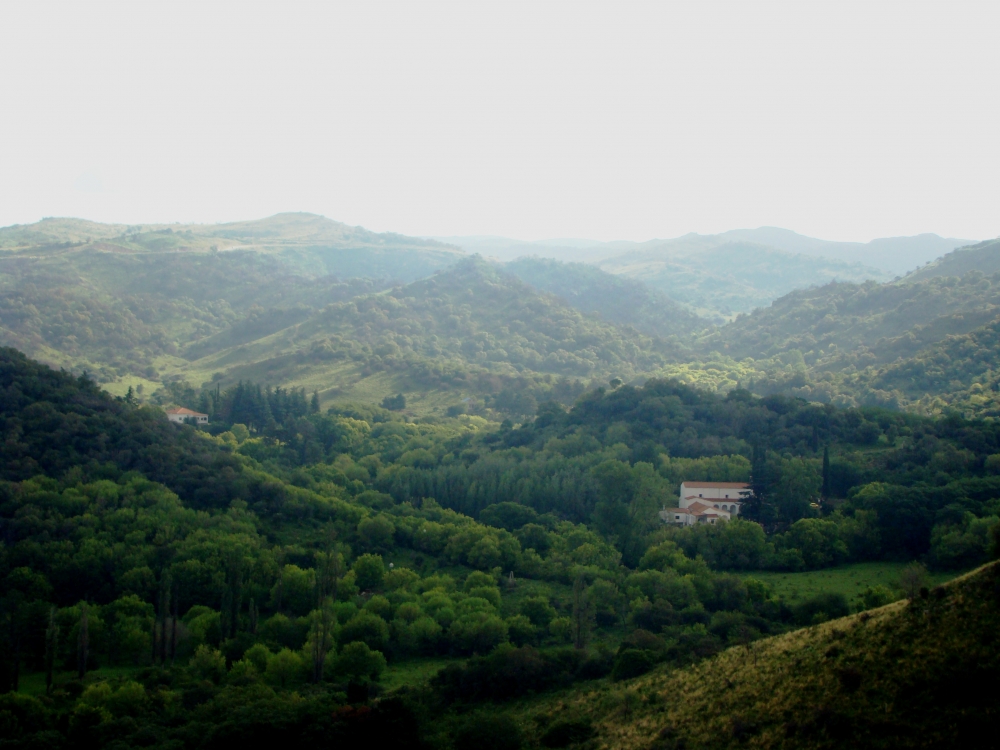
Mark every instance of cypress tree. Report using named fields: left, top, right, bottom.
left=44, top=607, right=59, bottom=696
left=77, top=604, right=89, bottom=680
left=822, top=445, right=831, bottom=500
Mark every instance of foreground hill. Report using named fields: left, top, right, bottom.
left=530, top=562, right=999, bottom=749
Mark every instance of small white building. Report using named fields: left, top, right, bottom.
left=165, top=407, right=209, bottom=425
left=660, top=481, right=751, bottom=526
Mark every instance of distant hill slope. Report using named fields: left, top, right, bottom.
left=596, top=240, right=889, bottom=318
left=446, top=229, right=973, bottom=318
left=902, top=237, right=1000, bottom=283
left=0, top=214, right=465, bottom=381
left=699, top=274, right=1000, bottom=363
left=716, top=227, right=974, bottom=275
left=534, top=562, right=1000, bottom=749
left=171, top=257, right=681, bottom=414
left=503, top=256, right=708, bottom=337
left=0, top=212, right=465, bottom=280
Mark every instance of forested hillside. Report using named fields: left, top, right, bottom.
left=1, top=346, right=998, bottom=748
left=0, top=214, right=463, bottom=383
left=175, top=258, right=684, bottom=417
left=903, top=238, right=1000, bottom=283
left=504, top=257, right=707, bottom=337
left=673, top=245, right=1000, bottom=415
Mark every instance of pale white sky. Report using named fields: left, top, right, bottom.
left=0, top=0, right=997, bottom=242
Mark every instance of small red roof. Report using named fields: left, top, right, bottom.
left=681, top=482, right=749, bottom=489
left=166, top=407, right=207, bottom=416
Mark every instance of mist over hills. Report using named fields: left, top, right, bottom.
left=445, top=228, right=974, bottom=319
left=2, top=212, right=998, bottom=419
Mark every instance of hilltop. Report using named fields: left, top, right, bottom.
left=503, top=257, right=708, bottom=337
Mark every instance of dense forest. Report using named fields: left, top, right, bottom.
left=1, top=345, right=998, bottom=747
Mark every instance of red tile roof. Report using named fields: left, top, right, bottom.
left=166, top=407, right=207, bottom=416
left=681, top=482, right=749, bottom=489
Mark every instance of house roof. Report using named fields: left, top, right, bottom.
left=166, top=407, right=208, bottom=416
left=680, top=482, right=749, bottom=489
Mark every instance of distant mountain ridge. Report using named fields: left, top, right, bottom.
left=442, top=228, right=975, bottom=318
left=441, top=227, right=974, bottom=276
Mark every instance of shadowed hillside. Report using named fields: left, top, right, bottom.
left=530, top=561, right=1000, bottom=749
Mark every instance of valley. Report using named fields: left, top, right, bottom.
left=1, top=214, right=999, bottom=750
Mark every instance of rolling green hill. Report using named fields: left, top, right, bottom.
left=902, top=237, right=1000, bottom=283
left=0, top=214, right=467, bottom=384
left=503, top=256, right=708, bottom=338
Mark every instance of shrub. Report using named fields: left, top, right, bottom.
left=611, top=649, right=655, bottom=681
left=450, top=612, right=508, bottom=654
left=541, top=719, right=595, bottom=748
left=857, top=585, right=897, bottom=610
left=335, top=641, right=387, bottom=682
left=341, top=611, right=390, bottom=651
left=792, top=593, right=850, bottom=625
left=520, top=597, right=556, bottom=628
left=454, top=714, right=524, bottom=750
left=189, top=645, right=227, bottom=683
left=353, top=554, right=386, bottom=591
left=265, top=648, right=305, bottom=689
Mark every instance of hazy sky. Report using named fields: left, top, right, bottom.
left=1, top=1, right=998, bottom=242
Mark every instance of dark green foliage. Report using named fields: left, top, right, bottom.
left=792, top=593, right=850, bottom=625
left=612, top=649, right=656, bottom=681
left=381, top=393, right=406, bottom=410
left=540, top=719, right=595, bottom=748
left=454, top=714, right=524, bottom=750
left=431, top=645, right=605, bottom=702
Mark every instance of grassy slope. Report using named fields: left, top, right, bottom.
left=526, top=561, right=1000, bottom=749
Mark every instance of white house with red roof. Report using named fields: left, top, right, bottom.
left=658, top=481, right=751, bottom=526
left=165, top=407, right=209, bottom=425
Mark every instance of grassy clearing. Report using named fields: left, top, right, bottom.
left=101, top=375, right=164, bottom=399
left=744, top=561, right=962, bottom=605
left=379, top=657, right=452, bottom=692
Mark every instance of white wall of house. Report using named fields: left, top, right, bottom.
left=678, top=482, right=748, bottom=516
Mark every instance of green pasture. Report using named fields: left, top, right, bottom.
left=746, top=561, right=962, bottom=605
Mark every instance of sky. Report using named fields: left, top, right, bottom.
left=0, top=0, right=998, bottom=243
